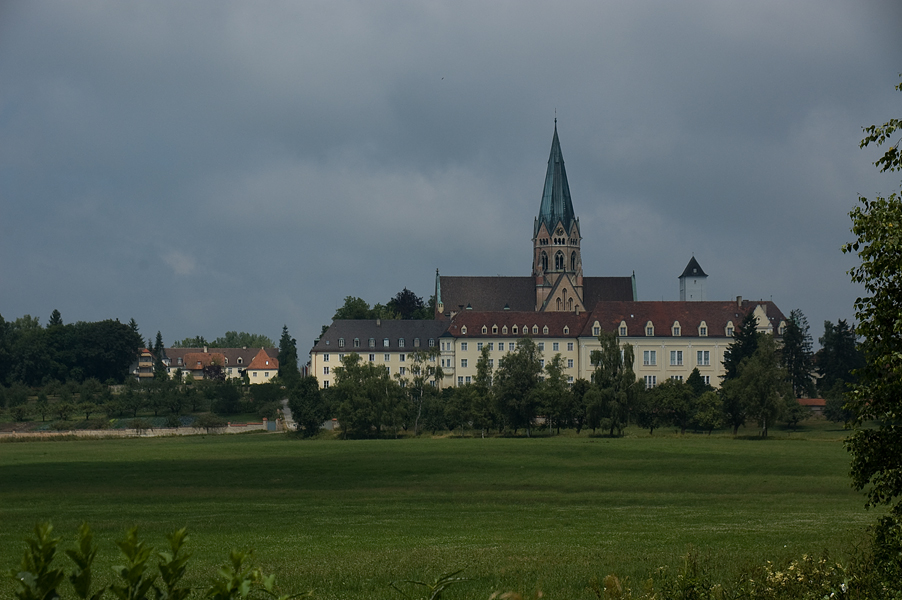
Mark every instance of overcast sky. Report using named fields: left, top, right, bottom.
left=2, top=1, right=900, bottom=356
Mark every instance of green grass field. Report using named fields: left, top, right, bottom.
left=0, top=423, right=879, bottom=599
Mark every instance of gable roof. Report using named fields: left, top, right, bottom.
left=443, top=310, right=590, bottom=338
left=535, top=121, right=578, bottom=238
left=247, top=348, right=278, bottom=371
left=312, top=319, right=449, bottom=353
left=165, top=347, right=278, bottom=369
left=435, top=275, right=635, bottom=318
left=581, top=300, right=787, bottom=338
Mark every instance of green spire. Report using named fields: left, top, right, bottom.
left=535, top=121, right=577, bottom=238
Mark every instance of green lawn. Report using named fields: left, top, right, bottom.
left=0, top=424, right=877, bottom=599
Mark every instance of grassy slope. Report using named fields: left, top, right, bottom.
left=0, top=426, right=875, bottom=599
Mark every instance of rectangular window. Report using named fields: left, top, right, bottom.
left=253, top=372, right=258, bottom=377
left=323, top=353, right=329, bottom=362
left=323, top=366, right=329, bottom=375
left=369, top=338, right=375, bottom=348
left=593, top=326, right=600, bottom=336
left=538, top=342, right=545, bottom=351
left=699, top=327, right=707, bottom=336
left=644, top=375, right=657, bottom=389
left=552, top=342, right=559, bottom=351
left=646, top=326, right=654, bottom=336
left=323, top=381, right=329, bottom=389
left=461, top=342, right=468, bottom=351
left=465, top=376, right=471, bottom=384
left=673, top=327, right=680, bottom=336
left=429, top=339, right=435, bottom=347
left=488, top=343, right=493, bottom=351
left=643, top=350, right=656, bottom=366
left=339, top=338, right=345, bottom=347
left=697, top=350, right=710, bottom=366
left=540, top=359, right=545, bottom=368
left=670, top=350, right=683, bottom=366
left=461, top=359, right=468, bottom=368
left=384, top=354, right=390, bottom=362
left=457, top=376, right=463, bottom=385
left=488, top=359, right=494, bottom=368
left=620, top=326, right=627, bottom=336
left=567, top=342, right=574, bottom=351
left=477, top=342, right=483, bottom=351
left=368, top=354, right=375, bottom=362
left=671, top=375, right=683, bottom=382
left=399, top=367, right=406, bottom=375
left=727, top=327, right=734, bottom=337
left=567, top=359, right=574, bottom=369
left=399, top=338, right=405, bottom=348
left=703, top=375, right=710, bottom=385
left=383, top=338, right=390, bottom=347
left=399, top=354, right=405, bottom=362
left=338, top=354, right=344, bottom=360
left=385, top=367, right=390, bottom=374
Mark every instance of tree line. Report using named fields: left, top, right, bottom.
left=286, top=310, right=863, bottom=440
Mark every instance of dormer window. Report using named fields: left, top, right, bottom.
left=237, top=357, right=243, bottom=365
left=672, top=322, right=681, bottom=337
left=353, top=338, right=360, bottom=348
left=563, top=326, right=569, bottom=335
left=482, top=326, right=488, bottom=334
left=543, top=326, right=549, bottom=334
left=619, top=321, right=627, bottom=337
left=399, top=338, right=405, bottom=348
left=778, top=321, right=786, bottom=335
left=492, top=325, right=498, bottom=334
left=646, top=322, right=655, bottom=337
left=177, top=357, right=183, bottom=365
left=698, top=322, right=707, bottom=337
left=512, top=325, right=518, bottom=334
left=339, top=338, right=345, bottom=347
left=726, top=321, right=735, bottom=337
left=369, top=338, right=375, bottom=348
left=461, top=326, right=467, bottom=335
left=502, top=326, right=508, bottom=334
left=532, top=325, right=539, bottom=334
left=383, top=338, right=390, bottom=347
left=428, top=338, right=435, bottom=347
left=414, top=338, right=420, bottom=347
left=593, top=321, right=601, bottom=336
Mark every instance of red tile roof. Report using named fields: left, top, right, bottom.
left=247, top=348, right=279, bottom=371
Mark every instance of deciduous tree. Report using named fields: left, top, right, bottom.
left=844, top=78, right=902, bottom=515
left=493, top=337, right=543, bottom=435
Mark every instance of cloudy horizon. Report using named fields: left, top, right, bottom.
left=2, top=1, right=901, bottom=355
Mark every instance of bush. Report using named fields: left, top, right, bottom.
left=6, top=522, right=307, bottom=600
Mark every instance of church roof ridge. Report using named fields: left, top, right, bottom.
left=535, top=121, right=577, bottom=238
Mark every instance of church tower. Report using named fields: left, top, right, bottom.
left=533, top=121, right=585, bottom=312
left=679, top=256, right=707, bottom=301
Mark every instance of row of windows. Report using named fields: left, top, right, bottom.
left=322, top=352, right=414, bottom=363
left=644, top=374, right=711, bottom=389
left=600, top=321, right=725, bottom=338
left=453, top=341, right=576, bottom=352
left=334, top=337, right=436, bottom=349
left=453, top=357, right=576, bottom=370
left=459, top=324, right=572, bottom=336
left=641, top=350, right=712, bottom=367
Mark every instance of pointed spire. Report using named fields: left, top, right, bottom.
left=535, top=121, right=577, bottom=238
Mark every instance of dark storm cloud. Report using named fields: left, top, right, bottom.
left=1, top=0, right=900, bottom=352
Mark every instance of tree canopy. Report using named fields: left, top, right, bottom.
left=844, top=77, right=902, bottom=515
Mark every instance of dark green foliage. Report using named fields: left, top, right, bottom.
left=399, top=347, right=443, bottom=436
left=152, top=332, right=167, bottom=381
left=194, top=413, right=227, bottom=433
left=0, top=316, right=143, bottom=386
left=213, top=382, right=242, bottom=415
left=781, top=309, right=815, bottom=398
left=493, top=338, right=542, bottom=435
left=588, top=330, right=641, bottom=436
left=651, top=379, right=695, bottom=434
left=387, top=288, right=429, bottom=320
left=65, top=523, right=104, bottom=600
left=277, top=326, right=300, bottom=386
left=844, top=77, right=902, bottom=516
left=331, top=354, right=404, bottom=438
left=288, top=376, right=328, bottom=437
left=7, top=522, right=65, bottom=600
left=721, top=311, right=759, bottom=382
left=815, top=319, right=864, bottom=396
left=47, top=310, right=63, bottom=328
left=823, top=381, right=852, bottom=423
left=722, top=335, right=793, bottom=437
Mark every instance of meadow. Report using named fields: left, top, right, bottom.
left=0, top=423, right=877, bottom=599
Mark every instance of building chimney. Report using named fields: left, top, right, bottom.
left=736, top=296, right=742, bottom=308
left=203, top=346, right=207, bottom=353
left=376, top=319, right=381, bottom=326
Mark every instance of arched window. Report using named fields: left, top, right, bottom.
left=570, top=252, right=576, bottom=271
left=555, top=252, right=564, bottom=270
left=541, top=251, right=548, bottom=272
left=568, top=298, right=573, bottom=311
left=556, top=298, right=561, bottom=310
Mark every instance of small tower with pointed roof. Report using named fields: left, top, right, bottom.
left=533, top=121, right=585, bottom=312
left=679, top=256, right=707, bottom=301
